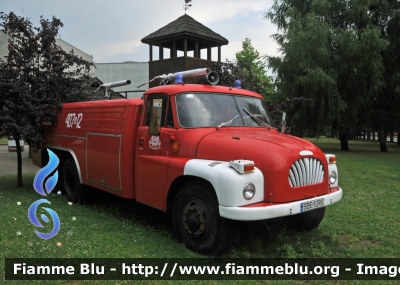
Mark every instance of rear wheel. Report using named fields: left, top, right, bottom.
left=63, top=159, right=88, bottom=204
left=172, top=181, right=237, bottom=255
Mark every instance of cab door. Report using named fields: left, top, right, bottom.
left=135, top=94, right=176, bottom=210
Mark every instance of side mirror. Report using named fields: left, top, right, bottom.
left=149, top=106, right=161, bottom=136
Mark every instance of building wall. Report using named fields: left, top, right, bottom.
left=55, top=38, right=92, bottom=62
left=1, top=30, right=94, bottom=72
left=1, top=30, right=149, bottom=99
left=94, top=62, right=149, bottom=98
left=55, top=38, right=94, bottom=74
left=0, top=30, right=10, bottom=60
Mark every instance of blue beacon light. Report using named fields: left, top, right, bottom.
left=234, top=80, right=242, bottom=88
left=174, top=73, right=184, bottom=84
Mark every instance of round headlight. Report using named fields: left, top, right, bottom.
left=243, top=183, right=256, bottom=200
left=329, top=171, right=337, bottom=184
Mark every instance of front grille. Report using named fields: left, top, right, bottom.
left=288, top=158, right=324, bottom=187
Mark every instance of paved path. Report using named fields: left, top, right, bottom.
left=0, top=145, right=40, bottom=176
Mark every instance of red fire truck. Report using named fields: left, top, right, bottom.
left=33, top=69, right=342, bottom=255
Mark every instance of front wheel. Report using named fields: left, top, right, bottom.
left=172, top=181, right=237, bottom=255
left=289, top=207, right=326, bottom=230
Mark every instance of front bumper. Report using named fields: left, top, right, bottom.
left=219, top=187, right=342, bottom=221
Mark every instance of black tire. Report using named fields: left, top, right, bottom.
left=172, top=181, right=237, bottom=255
left=290, top=207, right=325, bottom=231
left=54, top=164, right=65, bottom=195
left=63, top=159, right=88, bottom=204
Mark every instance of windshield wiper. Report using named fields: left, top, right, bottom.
left=242, top=109, right=271, bottom=130
left=216, top=114, right=240, bottom=130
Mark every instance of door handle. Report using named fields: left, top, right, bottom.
left=138, top=139, right=144, bottom=146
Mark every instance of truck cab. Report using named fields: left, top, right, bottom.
left=35, top=71, right=342, bottom=255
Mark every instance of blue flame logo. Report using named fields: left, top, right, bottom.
left=28, top=149, right=61, bottom=240
left=33, top=149, right=59, bottom=196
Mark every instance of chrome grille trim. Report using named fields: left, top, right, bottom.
left=289, top=158, right=324, bottom=187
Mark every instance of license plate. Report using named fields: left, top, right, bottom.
left=300, top=198, right=324, bottom=212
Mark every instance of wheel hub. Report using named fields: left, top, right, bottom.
left=183, top=203, right=206, bottom=238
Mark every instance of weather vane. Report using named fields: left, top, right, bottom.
left=184, top=0, right=192, bottom=13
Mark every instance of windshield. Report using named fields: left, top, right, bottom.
left=176, top=93, right=275, bottom=128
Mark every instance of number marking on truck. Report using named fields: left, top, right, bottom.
left=300, top=198, right=324, bottom=212
left=65, top=113, right=83, bottom=128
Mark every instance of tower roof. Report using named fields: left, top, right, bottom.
left=141, top=14, right=228, bottom=47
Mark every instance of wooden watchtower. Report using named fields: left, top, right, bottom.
left=141, top=14, right=228, bottom=87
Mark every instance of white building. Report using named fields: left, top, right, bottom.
left=55, top=37, right=95, bottom=74
left=0, top=30, right=9, bottom=60
left=0, top=30, right=93, bottom=67
left=1, top=30, right=149, bottom=98
left=94, top=61, right=149, bottom=98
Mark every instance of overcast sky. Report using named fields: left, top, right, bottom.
left=2, top=0, right=279, bottom=65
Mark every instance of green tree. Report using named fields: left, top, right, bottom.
left=266, top=4, right=343, bottom=138
left=197, top=39, right=278, bottom=120
left=235, top=38, right=274, bottom=98
left=198, top=64, right=279, bottom=125
left=368, top=1, right=400, bottom=151
left=265, top=0, right=388, bottom=150
left=0, top=12, right=94, bottom=186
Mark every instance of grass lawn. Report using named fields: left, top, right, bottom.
left=0, top=137, right=8, bottom=145
left=0, top=138, right=399, bottom=284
